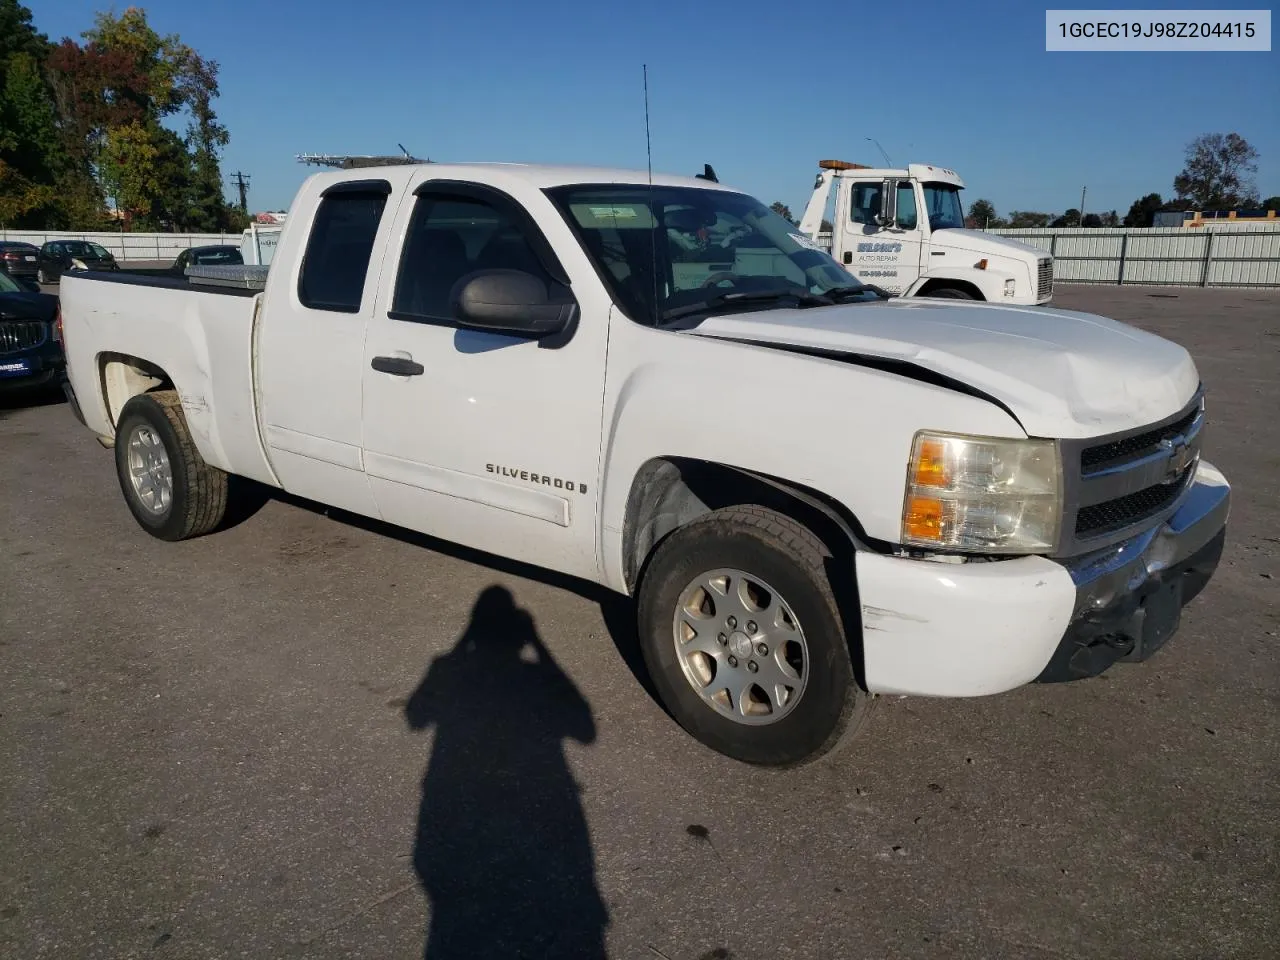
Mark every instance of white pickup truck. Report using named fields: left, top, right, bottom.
left=59, top=161, right=1230, bottom=766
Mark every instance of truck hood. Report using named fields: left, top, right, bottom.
left=932, top=228, right=1048, bottom=259
left=686, top=298, right=1199, bottom=439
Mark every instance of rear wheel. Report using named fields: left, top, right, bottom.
left=114, top=390, right=228, bottom=541
left=636, top=505, right=870, bottom=766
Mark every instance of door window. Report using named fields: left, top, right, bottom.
left=391, top=195, right=551, bottom=324
left=850, top=183, right=883, bottom=225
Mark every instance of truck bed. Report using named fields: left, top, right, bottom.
left=58, top=270, right=277, bottom=487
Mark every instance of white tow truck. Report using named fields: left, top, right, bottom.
left=58, top=160, right=1228, bottom=766
left=799, top=159, right=1055, bottom=304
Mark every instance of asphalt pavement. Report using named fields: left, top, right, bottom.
left=2, top=285, right=1278, bottom=959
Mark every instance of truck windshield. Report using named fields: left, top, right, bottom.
left=922, top=183, right=966, bottom=230
left=546, top=184, right=865, bottom=325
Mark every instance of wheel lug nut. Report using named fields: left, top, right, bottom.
left=746, top=621, right=757, bottom=634
left=747, top=660, right=759, bottom=673
left=726, top=616, right=737, bottom=629
left=718, top=633, right=728, bottom=645
left=727, top=655, right=739, bottom=668
left=756, top=642, right=768, bottom=656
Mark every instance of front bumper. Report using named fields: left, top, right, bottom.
left=856, top=460, right=1230, bottom=698
left=1036, top=460, right=1230, bottom=682
left=0, top=348, right=64, bottom=391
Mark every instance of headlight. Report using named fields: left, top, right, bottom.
left=901, top=431, right=1061, bottom=553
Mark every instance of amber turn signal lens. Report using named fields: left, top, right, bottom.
left=903, top=495, right=945, bottom=542
left=911, top=438, right=950, bottom=488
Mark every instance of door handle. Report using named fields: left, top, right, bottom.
left=371, top=355, right=425, bottom=376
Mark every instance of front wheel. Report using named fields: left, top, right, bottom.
left=921, top=287, right=977, bottom=300
left=636, top=506, right=870, bottom=766
left=114, top=390, right=229, bottom=541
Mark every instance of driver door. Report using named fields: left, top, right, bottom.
left=359, top=177, right=610, bottom=581
left=843, top=179, right=922, bottom=295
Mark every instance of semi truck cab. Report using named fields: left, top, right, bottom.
left=799, top=159, right=1054, bottom=305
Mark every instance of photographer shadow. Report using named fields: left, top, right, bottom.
left=404, top=585, right=608, bottom=959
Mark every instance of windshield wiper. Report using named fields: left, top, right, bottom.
left=659, top=287, right=831, bottom=323
left=823, top=283, right=892, bottom=302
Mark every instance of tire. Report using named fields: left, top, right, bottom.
left=636, top=505, right=871, bottom=766
left=922, top=287, right=976, bottom=300
left=113, top=390, right=228, bottom=541
left=37, top=267, right=49, bottom=285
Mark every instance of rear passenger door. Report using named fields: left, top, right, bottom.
left=360, top=177, right=610, bottom=581
left=256, top=175, right=409, bottom=516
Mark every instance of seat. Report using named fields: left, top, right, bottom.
left=399, top=229, right=469, bottom=318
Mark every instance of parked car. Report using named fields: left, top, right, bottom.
left=169, top=244, right=244, bottom=276
left=0, top=269, right=63, bottom=392
left=57, top=161, right=1230, bottom=766
left=37, top=240, right=119, bottom=284
left=0, top=241, right=41, bottom=278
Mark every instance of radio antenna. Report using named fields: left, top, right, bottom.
left=643, top=64, right=659, bottom=327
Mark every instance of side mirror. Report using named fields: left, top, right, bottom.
left=875, top=179, right=898, bottom=228
left=452, top=269, right=577, bottom=340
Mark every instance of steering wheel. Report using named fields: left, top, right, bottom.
left=702, top=271, right=743, bottom=288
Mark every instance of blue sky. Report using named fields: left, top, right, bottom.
left=29, top=0, right=1280, bottom=218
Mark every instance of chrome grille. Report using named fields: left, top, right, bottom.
left=1058, top=390, right=1204, bottom=555
left=1037, top=258, right=1053, bottom=300
left=0, top=320, right=47, bottom=355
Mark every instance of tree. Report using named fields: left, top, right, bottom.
left=1081, top=213, right=1103, bottom=228
left=4, top=4, right=243, bottom=229
left=820, top=218, right=833, bottom=232
left=1101, top=210, right=1120, bottom=227
left=0, top=1, right=69, bottom=226
left=1124, top=192, right=1164, bottom=227
left=770, top=201, right=794, bottom=223
left=1050, top=208, right=1081, bottom=227
left=1173, top=133, right=1260, bottom=209
left=967, top=198, right=999, bottom=229
left=1263, top=196, right=1280, bottom=212
left=1007, top=211, right=1051, bottom=228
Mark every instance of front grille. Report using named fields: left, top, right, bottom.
left=1075, top=465, right=1194, bottom=538
left=0, top=320, right=46, bottom=354
left=1037, top=258, right=1053, bottom=300
left=1081, top=405, right=1200, bottom=473
left=1060, top=389, right=1205, bottom=554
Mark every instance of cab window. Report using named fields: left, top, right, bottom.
left=298, top=183, right=390, bottom=313
left=850, top=183, right=882, bottom=225
left=895, top=182, right=918, bottom=230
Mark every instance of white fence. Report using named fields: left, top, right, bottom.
left=813, top=224, right=1280, bottom=288
left=988, top=226, right=1280, bottom=288
left=0, top=229, right=237, bottom=262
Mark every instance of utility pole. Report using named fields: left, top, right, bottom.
left=1079, top=185, right=1087, bottom=226
left=230, top=171, right=251, bottom=213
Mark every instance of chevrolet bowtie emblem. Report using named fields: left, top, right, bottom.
left=1161, top=437, right=1195, bottom=483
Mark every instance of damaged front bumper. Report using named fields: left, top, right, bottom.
left=855, top=460, right=1230, bottom=698
left=1035, top=460, right=1230, bottom=682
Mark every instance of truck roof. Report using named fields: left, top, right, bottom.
left=303, top=161, right=740, bottom=193
left=823, top=162, right=965, bottom=188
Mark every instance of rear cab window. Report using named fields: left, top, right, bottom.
left=298, top=180, right=393, bottom=313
